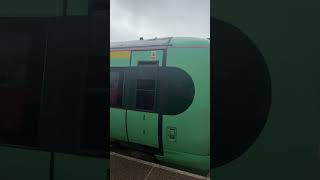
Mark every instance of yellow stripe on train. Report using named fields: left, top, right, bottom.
left=110, top=51, right=131, bottom=59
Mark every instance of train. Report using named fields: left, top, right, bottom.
left=110, top=37, right=210, bottom=174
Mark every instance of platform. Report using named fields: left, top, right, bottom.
left=110, top=152, right=210, bottom=180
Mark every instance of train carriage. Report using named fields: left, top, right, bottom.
left=110, top=37, right=210, bottom=174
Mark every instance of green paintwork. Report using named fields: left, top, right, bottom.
left=110, top=37, right=210, bottom=173
left=214, top=1, right=320, bottom=180
left=127, top=110, right=159, bottom=148
left=156, top=39, right=210, bottom=173
left=163, top=44, right=210, bottom=156
left=110, top=108, right=128, bottom=142
left=159, top=43, right=210, bottom=172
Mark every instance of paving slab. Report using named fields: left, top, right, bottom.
left=110, top=152, right=210, bottom=180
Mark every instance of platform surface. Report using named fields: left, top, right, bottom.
left=110, top=152, right=210, bottom=180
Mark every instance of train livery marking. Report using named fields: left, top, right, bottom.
left=110, top=51, right=131, bottom=59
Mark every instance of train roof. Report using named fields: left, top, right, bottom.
left=110, top=37, right=209, bottom=50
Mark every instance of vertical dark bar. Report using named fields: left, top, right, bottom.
left=158, top=114, right=163, bottom=155
left=125, top=110, right=129, bottom=142
left=37, top=17, right=89, bottom=153
left=63, top=0, right=67, bottom=16
left=49, top=152, right=55, bottom=180
left=80, top=0, right=109, bottom=155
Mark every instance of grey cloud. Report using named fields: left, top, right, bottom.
left=111, top=0, right=210, bottom=42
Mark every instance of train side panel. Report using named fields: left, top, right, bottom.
left=157, top=43, right=210, bottom=172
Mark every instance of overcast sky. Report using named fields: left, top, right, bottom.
left=110, top=0, right=210, bottom=42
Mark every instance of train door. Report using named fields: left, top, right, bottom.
left=125, top=50, right=164, bottom=151
left=110, top=51, right=131, bottom=142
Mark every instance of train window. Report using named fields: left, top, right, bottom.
left=158, top=67, right=195, bottom=115
left=135, top=79, right=156, bottom=110
left=110, top=70, right=123, bottom=107
left=137, top=79, right=155, bottom=90
left=138, top=61, right=159, bottom=67
left=110, top=67, right=193, bottom=114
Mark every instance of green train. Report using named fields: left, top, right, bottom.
left=110, top=37, right=210, bottom=174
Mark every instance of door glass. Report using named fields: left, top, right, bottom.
left=135, top=79, right=156, bottom=110
left=110, top=70, right=123, bottom=108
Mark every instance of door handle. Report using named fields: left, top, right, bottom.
left=167, top=127, right=177, bottom=142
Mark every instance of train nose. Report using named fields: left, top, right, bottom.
left=212, top=18, right=272, bottom=168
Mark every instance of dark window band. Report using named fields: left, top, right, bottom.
left=110, top=67, right=195, bottom=115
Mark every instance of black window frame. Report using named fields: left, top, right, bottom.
left=134, top=78, right=157, bottom=111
